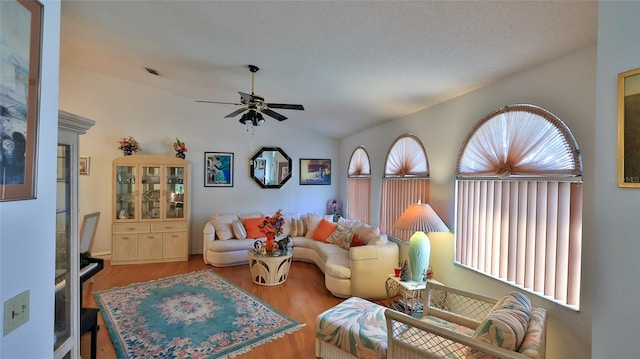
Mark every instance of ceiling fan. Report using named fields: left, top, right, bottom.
left=196, top=65, right=304, bottom=126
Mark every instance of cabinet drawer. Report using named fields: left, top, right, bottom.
left=113, top=223, right=150, bottom=233
left=151, top=221, right=187, bottom=232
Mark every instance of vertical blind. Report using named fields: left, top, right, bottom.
left=455, top=180, right=582, bottom=306
left=380, top=134, right=430, bottom=238
left=455, top=104, right=583, bottom=309
left=347, top=146, right=371, bottom=223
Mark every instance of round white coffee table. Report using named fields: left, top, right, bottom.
left=248, top=249, right=293, bottom=286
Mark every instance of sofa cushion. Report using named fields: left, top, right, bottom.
left=469, top=292, right=531, bottom=357
left=324, top=252, right=351, bottom=279
left=312, top=219, right=338, bottom=242
left=244, top=217, right=265, bottom=239
left=279, top=213, right=300, bottom=236
left=208, top=238, right=257, bottom=252
left=305, top=213, right=325, bottom=238
left=351, top=222, right=381, bottom=244
left=231, top=220, right=247, bottom=239
left=518, top=307, right=547, bottom=358
left=350, top=233, right=365, bottom=247
left=327, top=226, right=355, bottom=250
left=289, top=218, right=307, bottom=236
left=337, top=217, right=359, bottom=229
left=211, top=214, right=239, bottom=240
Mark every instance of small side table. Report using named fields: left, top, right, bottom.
left=385, top=275, right=442, bottom=317
left=248, top=249, right=293, bottom=286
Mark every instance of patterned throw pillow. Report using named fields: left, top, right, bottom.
left=231, top=220, right=247, bottom=239
left=312, top=219, right=338, bottom=242
left=326, top=226, right=354, bottom=250
left=289, top=218, right=307, bottom=236
left=468, top=292, right=531, bottom=358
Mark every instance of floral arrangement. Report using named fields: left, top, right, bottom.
left=260, top=209, right=285, bottom=236
left=173, top=138, right=188, bottom=153
left=118, top=136, right=141, bottom=153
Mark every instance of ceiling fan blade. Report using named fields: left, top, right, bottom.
left=195, top=100, right=243, bottom=105
left=225, top=107, right=248, bottom=118
left=266, top=103, right=305, bottom=110
left=238, top=92, right=254, bottom=102
left=261, top=108, right=288, bottom=121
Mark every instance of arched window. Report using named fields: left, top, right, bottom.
left=347, top=146, right=371, bottom=223
left=380, top=134, right=430, bottom=238
left=455, top=104, right=583, bottom=308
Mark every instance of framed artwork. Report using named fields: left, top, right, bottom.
left=204, top=152, right=233, bottom=187
left=79, top=156, right=89, bottom=175
left=278, top=161, right=289, bottom=182
left=256, top=158, right=266, bottom=170
left=0, top=0, right=43, bottom=201
left=618, top=67, right=640, bottom=187
left=300, top=158, right=331, bottom=185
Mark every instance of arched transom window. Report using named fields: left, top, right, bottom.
left=455, top=104, right=583, bottom=309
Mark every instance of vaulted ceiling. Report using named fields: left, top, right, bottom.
left=60, top=1, right=597, bottom=139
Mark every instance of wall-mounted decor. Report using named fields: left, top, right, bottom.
left=300, top=158, right=331, bottom=185
left=204, top=152, right=233, bottom=187
left=79, top=156, right=89, bottom=175
left=0, top=0, right=43, bottom=201
left=250, top=147, right=292, bottom=189
left=618, top=67, right=640, bottom=187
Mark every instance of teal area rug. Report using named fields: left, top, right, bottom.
left=94, top=270, right=304, bottom=358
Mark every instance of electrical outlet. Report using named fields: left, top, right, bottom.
left=3, top=290, right=29, bottom=336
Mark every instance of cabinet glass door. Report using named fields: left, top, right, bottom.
left=166, top=166, right=185, bottom=219
left=141, top=165, right=162, bottom=220
left=115, top=165, right=137, bottom=220
left=54, top=144, right=71, bottom=352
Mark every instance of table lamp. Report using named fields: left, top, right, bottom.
left=393, top=201, right=449, bottom=282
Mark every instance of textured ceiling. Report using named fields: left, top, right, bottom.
left=60, top=1, right=597, bottom=139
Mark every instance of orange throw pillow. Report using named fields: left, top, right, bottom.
left=312, top=219, right=338, bottom=242
left=244, top=217, right=265, bottom=239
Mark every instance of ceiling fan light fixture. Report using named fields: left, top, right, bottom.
left=254, top=112, right=265, bottom=126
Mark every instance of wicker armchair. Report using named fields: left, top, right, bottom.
left=385, top=282, right=547, bottom=359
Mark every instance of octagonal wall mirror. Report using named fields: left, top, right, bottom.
left=250, top=147, right=292, bottom=188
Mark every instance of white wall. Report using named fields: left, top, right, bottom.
left=0, top=1, right=60, bottom=357
left=593, top=2, right=640, bottom=358
left=58, top=64, right=339, bottom=255
left=339, top=45, right=597, bottom=359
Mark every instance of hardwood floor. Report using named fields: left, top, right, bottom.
left=80, top=255, right=384, bottom=358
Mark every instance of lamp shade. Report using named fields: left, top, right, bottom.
left=393, top=203, right=449, bottom=282
left=393, top=203, right=449, bottom=233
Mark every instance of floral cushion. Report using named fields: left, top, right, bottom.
left=518, top=307, right=547, bottom=358
left=326, top=226, right=355, bottom=250
left=467, top=292, right=531, bottom=358
left=315, top=297, right=388, bottom=359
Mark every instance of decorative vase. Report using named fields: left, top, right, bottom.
left=123, top=150, right=132, bottom=156
left=175, top=151, right=186, bottom=159
left=265, top=232, right=276, bottom=252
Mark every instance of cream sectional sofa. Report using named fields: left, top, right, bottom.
left=202, top=212, right=399, bottom=300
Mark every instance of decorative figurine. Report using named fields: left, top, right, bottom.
left=276, top=236, right=290, bottom=252
left=400, top=260, right=411, bottom=282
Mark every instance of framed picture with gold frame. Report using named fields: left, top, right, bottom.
left=0, top=0, right=43, bottom=201
left=617, top=67, right=640, bottom=187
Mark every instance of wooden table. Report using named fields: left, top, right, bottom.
left=248, top=249, right=293, bottom=286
